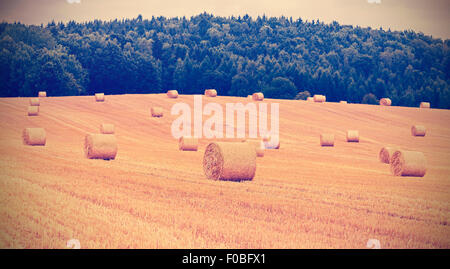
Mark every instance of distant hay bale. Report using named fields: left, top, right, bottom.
left=340, top=101, right=347, bottom=104
left=167, top=90, right=179, bottom=98
left=243, top=138, right=265, bottom=157
left=27, top=106, right=39, bottom=116
left=411, top=125, right=426, bottom=137
left=247, top=95, right=252, bottom=99
left=379, top=98, right=391, bottom=106
left=379, top=146, right=397, bottom=164
left=29, top=98, right=40, bottom=106
left=38, top=91, right=47, bottom=97
left=204, top=89, right=217, bottom=97
left=320, top=133, right=334, bottom=146
left=22, top=128, right=46, bottom=146
left=346, top=130, right=359, bottom=142
left=313, top=95, right=326, bottom=103
left=151, top=106, right=163, bottom=117
left=252, top=92, right=264, bottom=101
left=390, top=150, right=426, bottom=177
left=95, top=93, right=105, bottom=102
left=100, top=123, right=115, bottom=134
left=203, top=142, right=256, bottom=181
left=84, top=133, right=117, bottom=160
left=306, top=97, right=314, bottom=101
left=179, top=136, right=198, bottom=151
left=420, top=102, right=430, bottom=108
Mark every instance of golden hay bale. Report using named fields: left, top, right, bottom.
left=340, top=101, right=347, bottom=104
left=203, top=142, right=256, bottom=181
left=29, top=98, right=40, bottom=106
left=390, top=150, right=426, bottom=177
left=22, top=128, right=46, bottom=146
left=95, top=93, right=105, bottom=102
left=252, top=92, right=264, bottom=101
left=419, top=102, right=430, bottom=108
left=379, top=98, right=391, bottom=106
left=151, top=106, right=163, bottom=117
left=167, top=90, right=179, bottom=98
left=379, top=147, right=397, bottom=164
left=320, top=133, right=334, bottom=146
left=84, top=133, right=117, bottom=160
left=38, top=91, right=47, bottom=97
left=243, top=138, right=265, bottom=157
left=346, top=130, right=359, bottom=142
left=100, top=123, right=115, bottom=134
left=411, top=125, right=426, bottom=137
left=306, top=97, right=314, bottom=101
left=27, top=106, right=39, bottom=116
left=179, top=136, right=198, bottom=151
left=313, top=95, right=326, bottom=103
left=204, top=89, right=217, bottom=97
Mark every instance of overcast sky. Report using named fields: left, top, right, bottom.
left=0, top=0, right=449, bottom=39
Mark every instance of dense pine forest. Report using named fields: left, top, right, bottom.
left=1, top=13, right=449, bottom=108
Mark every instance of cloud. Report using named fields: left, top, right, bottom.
left=367, top=0, right=381, bottom=4
left=67, top=0, right=81, bottom=4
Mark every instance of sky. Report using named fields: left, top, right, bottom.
left=0, top=0, right=449, bottom=39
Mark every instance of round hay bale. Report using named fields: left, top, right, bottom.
left=346, top=130, right=359, bottom=142
left=379, top=146, right=396, bottom=164
left=167, top=90, right=179, bottom=98
left=252, top=92, right=264, bottom=101
left=390, top=150, right=426, bottom=177
left=205, top=89, right=217, bottom=97
left=27, top=106, right=39, bottom=116
left=179, top=136, right=198, bottom=151
left=379, top=98, right=391, bottom=106
left=247, top=95, right=252, bottom=99
left=419, top=102, right=430, bottom=108
left=411, top=125, right=426, bottom=137
left=320, top=133, right=334, bottom=146
left=23, top=128, right=46, bottom=146
left=262, top=135, right=280, bottom=149
left=84, top=133, right=117, bottom=160
left=38, top=91, right=47, bottom=97
left=203, top=142, right=256, bottom=181
left=151, top=106, right=163, bottom=117
left=29, top=98, right=40, bottom=106
left=95, top=93, right=105, bottom=102
left=306, top=97, right=314, bottom=102
left=100, top=123, right=115, bottom=134
left=313, top=95, right=326, bottom=103
left=340, top=101, right=347, bottom=104
left=243, top=138, right=265, bottom=157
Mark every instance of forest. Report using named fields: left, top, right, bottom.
left=1, top=13, right=449, bottom=108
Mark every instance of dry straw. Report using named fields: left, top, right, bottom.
left=379, top=98, right=392, bottom=106
left=95, top=93, right=105, bottom=102
left=167, top=90, right=179, bottom=98
left=84, top=133, right=117, bottom=160
left=313, top=95, right=326, bottom=103
left=346, top=130, right=359, bottom=142
left=23, top=128, right=46, bottom=146
left=151, top=106, right=163, bottom=117
left=205, top=89, right=217, bottom=97
left=203, top=142, right=256, bottom=181
left=252, top=92, right=264, bottom=101
left=27, top=106, right=39, bottom=116
left=419, top=102, right=430, bottom=108
left=179, top=136, right=198, bottom=151
left=379, top=147, right=397, bottom=164
left=320, top=133, right=334, bottom=146
left=100, top=123, right=115, bottom=134
left=411, top=125, right=426, bottom=136
left=243, top=138, right=265, bottom=157
left=340, top=101, right=348, bottom=104
left=390, top=150, right=426, bottom=177
left=38, top=91, right=47, bottom=97
left=29, top=98, right=40, bottom=106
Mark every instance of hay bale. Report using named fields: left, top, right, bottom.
left=379, top=98, right=391, bottom=106
left=243, top=138, right=265, bottom=157
left=84, top=133, right=117, bottom=160
left=313, top=95, right=326, bottom=103
left=262, top=135, right=280, bottom=149
left=23, top=128, right=46, bottom=146
left=151, top=106, right=163, bottom=117
left=379, top=146, right=397, bottom=164
left=390, top=150, right=426, bottom=177
left=340, top=101, right=347, bottom=104
left=346, top=130, right=359, bottom=142
left=167, top=90, right=179, bottom=98
left=203, top=142, right=256, bottom=181
left=306, top=97, right=314, bottom=101
left=29, top=98, right=40, bottom=106
left=95, top=93, right=105, bottom=102
left=320, top=133, right=334, bottom=146
left=179, top=136, right=198, bottom=151
left=411, top=125, right=426, bottom=137
left=100, top=123, right=115, bottom=134
left=38, top=91, right=47, bottom=97
left=252, top=92, right=264, bottom=101
left=27, top=106, right=39, bottom=116
left=204, top=89, right=217, bottom=97
left=419, top=102, right=430, bottom=108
